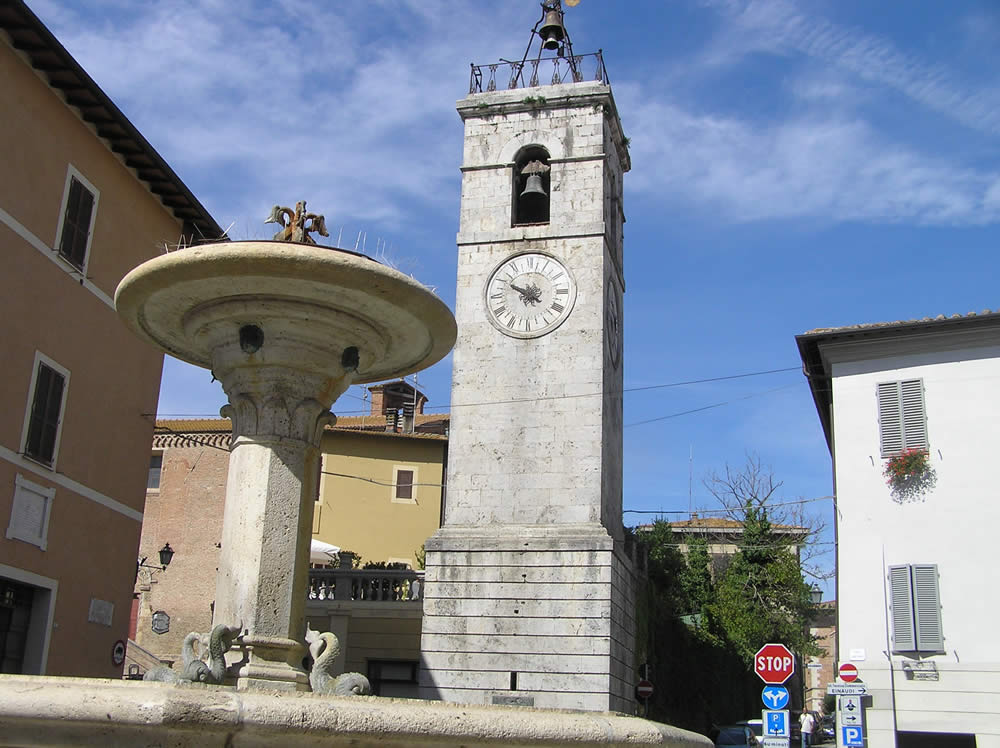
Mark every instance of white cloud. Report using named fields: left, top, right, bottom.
left=618, top=86, right=1000, bottom=225
left=702, top=0, right=1000, bottom=136
left=30, top=0, right=526, bottom=241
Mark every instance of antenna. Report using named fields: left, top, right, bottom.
left=688, top=445, right=693, bottom=517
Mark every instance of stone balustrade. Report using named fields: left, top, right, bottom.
left=308, top=568, right=423, bottom=603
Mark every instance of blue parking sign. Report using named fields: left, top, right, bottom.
left=763, top=710, right=789, bottom=737
left=843, top=725, right=864, bottom=746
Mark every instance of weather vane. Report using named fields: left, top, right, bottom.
left=265, top=200, right=329, bottom=244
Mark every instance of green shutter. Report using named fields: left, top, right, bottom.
left=888, top=565, right=915, bottom=652
left=877, top=382, right=904, bottom=456
left=878, top=379, right=927, bottom=456
left=912, top=564, right=943, bottom=652
left=899, top=379, right=928, bottom=451
left=58, top=177, right=95, bottom=269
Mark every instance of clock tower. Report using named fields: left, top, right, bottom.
left=419, top=2, right=636, bottom=713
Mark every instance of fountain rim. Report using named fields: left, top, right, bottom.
left=114, top=240, right=456, bottom=384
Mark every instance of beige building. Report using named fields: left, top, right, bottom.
left=131, top=382, right=446, bottom=695
left=0, top=2, right=219, bottom=678
left=651, top=515, right=809, bottom=578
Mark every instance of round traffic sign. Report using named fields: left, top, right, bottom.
left=636, top=679, right=654, bottom=700
left=839, top=663, right=859, bottom=682
left=754, top=643, right=795, bottom=684
left=112, top=639, right=126, bottom=667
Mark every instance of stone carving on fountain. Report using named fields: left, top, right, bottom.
left=305, top=625, right=372, bottom=696
left=265, top=200, right=329, bottom=244
left=143, top=623, right=242, bottom=684
left=220, top=394, right=337, bottom=447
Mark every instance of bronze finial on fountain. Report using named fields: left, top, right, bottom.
left=265, top=200, right=329, bottom=244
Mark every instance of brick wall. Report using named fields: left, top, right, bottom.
left=134, top=439, right=228, bottom=662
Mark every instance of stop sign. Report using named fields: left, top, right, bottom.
left=754, top=643, right=795, bottom=684
left=839, top=663, right=859, bottom=683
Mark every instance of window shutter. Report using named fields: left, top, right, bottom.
left=888, top=565, right=916, bottom=651
left=878, top=379, right=927, bottom=456
left=899, top=379, right=928, bottom=451
left=877, top=382, right=904, bottom=456
left=395, top=470, right=414, bottom=500
left=25, top=363, right=65, bottom=464
left=912, top=564, right=943, bottom=652
left=59, top=177, right=95, bottom=269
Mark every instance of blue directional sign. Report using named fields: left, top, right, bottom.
left=761, top=685, right=790, bottom=710
left=763, top=710, right=790, bottom=738
left=842, top=726, right=864, bottom=747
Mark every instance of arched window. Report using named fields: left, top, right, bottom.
left=511, top=146, right=551, bottom=226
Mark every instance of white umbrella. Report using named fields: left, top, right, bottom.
left=309, top=539, right=340, bottom=564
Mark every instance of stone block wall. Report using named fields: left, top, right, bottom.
left=420, top=527, right=621, bottom=712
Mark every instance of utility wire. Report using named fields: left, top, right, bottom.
left=624, top=384, right=797, bottom=428
left=151, top=364, right=802, bottom=419
left=623, top=496, right=835, bottom=514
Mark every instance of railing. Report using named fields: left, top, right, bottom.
left=307, top=568, right=423, bottom=603
left=469, top=51, right=608, bottom=95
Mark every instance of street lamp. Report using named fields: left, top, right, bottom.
left=138, top=543, right=175, bottom=572
left=809, top=584, right=823, bottom=605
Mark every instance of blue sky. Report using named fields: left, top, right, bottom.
left=31, top=0, right=1000, bottom=593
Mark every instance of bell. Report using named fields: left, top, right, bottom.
left=539, top=9, right=565, bottom=50
left=520, top=174, right=547, bottom=198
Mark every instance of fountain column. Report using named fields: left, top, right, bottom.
left=213, top=372, right=349, bottom=691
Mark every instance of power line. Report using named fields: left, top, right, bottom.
left=153, top=364, right=803, bottom=419
left=624, top=384, right=797, bottom=428
left=623, top=496, right=835, bottom=514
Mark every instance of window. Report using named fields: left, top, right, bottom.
left=55, top=167, right=99, bottom=271
left=889, top=564, right=943, bottom=653
left=511, top=145, right=551, bottom=226
left=367, top=660, right=418, bottom=697
left=877, top=379, right=927, bottom=457
left=392, top=467, right=416, bottom=503
left=147, top=454, right=163, bottom=491
left=22, top=355, right=69, bottom=468
left=6, top=475, right=55, bottom=551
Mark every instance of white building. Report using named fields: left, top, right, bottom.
left=798, top=313, right=1000, bottom=748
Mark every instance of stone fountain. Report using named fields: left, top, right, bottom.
left=114, top=208, right=455, bottom=691
left=0, top=209, right=710, bottom=746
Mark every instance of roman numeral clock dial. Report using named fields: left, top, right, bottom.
left=484, top=251, right=577, bottom=339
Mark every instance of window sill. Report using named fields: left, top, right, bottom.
left=21, top=453, right=55, bottom=471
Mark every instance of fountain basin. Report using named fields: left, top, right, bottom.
left=0, top=675, right=712, bottom=747
left=115, top=241, right=455, bottom=385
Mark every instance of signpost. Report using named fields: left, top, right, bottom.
left=761, top=685, right=790, bottom=710
left=754, top=643, right=795, bottom=685
left=763, top=710, right=790, bottom=737
left=838, top=662, right=859, bottom=682
left=827, top=683, right=867, bottom=695
left=842, top=726, right=864, bottom=747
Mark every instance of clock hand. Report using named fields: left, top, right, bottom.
left=509, top=282, right=542, bottom=305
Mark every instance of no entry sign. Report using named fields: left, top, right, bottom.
left=839, top=663, right=859, bottom=682
left=754, top=643, right=795, bottom=684
left=636, top=680, right=654, bottom=700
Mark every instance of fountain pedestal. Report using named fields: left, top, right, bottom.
left=115, top=240, right=456, bottom=691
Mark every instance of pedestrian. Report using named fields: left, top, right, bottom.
left=799, top=711, right=815, bottom=748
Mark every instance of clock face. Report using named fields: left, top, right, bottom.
left=484, top=251, right=576, bottom=338
left=606, top=282, right=621, bottom=369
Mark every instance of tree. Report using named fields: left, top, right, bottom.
left=704, top=456, right=823, bottom=665
left=636, top=520, right=756, bottom=733
left=705, top=454, right=829, bottom=582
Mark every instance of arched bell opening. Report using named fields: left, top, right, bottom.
left=511, top=146, right=551, bottom=226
